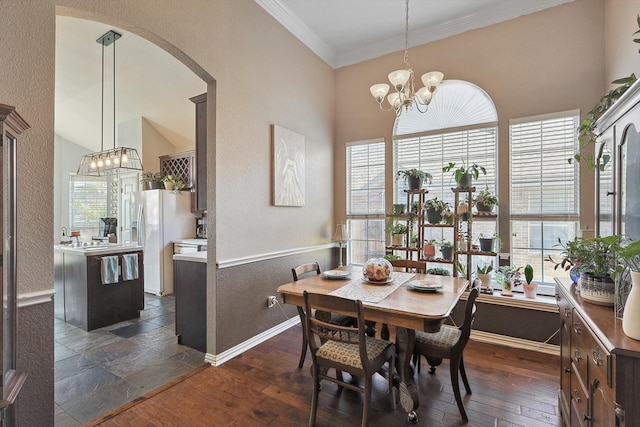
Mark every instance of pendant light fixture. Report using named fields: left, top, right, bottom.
left=77, top=30, right=143, bottom=176
left=369, top=0, right=444, bottom=116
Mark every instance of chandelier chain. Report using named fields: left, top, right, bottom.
left=403, top=0, right=410, bottom=70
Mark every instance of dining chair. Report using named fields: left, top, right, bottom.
left=412, top=285, right=480, bottom=423
left=389, top=259, right=427, bottom=273
left=303, top=290, right=396, bottom=427
left=291, top=262, right=354, bottom=369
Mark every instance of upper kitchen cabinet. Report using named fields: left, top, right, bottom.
left=190, top=93, right=207, bottom=213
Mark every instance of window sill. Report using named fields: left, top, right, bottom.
left=461, top=288, right=558, bottom=313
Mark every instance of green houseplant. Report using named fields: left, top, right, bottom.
left=497, top=265, right=522, bottom=296
left=140, top=172, right=164, bottom=190
left=523, top=264, right=537, bottom=299
left=570, top=15, right=640, bottom=171
left=396, top=168, right=433, bottom=190
left=162, top=174, right=185, bottom=191
left=426, top=267, right=451, bottom=276
left=439, top=239, right=454, bottom=261
left=442, top=161, right=486, bottom=188
left=476, top=262, right=493, bottom=290
left=386, top=222, right=407, bottom=247
left=424, top=197, right=450, bottom=224
left=474, top=188, right=498, bottom=213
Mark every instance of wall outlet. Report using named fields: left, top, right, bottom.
left=267, top=295, right=277, bottom=308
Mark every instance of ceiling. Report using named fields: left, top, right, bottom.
left=55, top=0, right=572, bottom=154
left=256, top=0, right=574, bottom=68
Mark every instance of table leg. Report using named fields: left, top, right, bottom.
left=395, top=327, right=419, bottom=423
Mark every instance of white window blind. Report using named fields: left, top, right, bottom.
left=347, top=140, right=386, bottom=264
left=510, top=112, right=580, bottom=217
left=347, top=141, right=385, bottom=215
left=509, top=111, right=580, bottom=291
left=395, top=127, right=498, bottom=206
left=69, top=174, right=108, bottom=235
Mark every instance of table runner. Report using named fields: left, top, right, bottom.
left=330, top=272, right=415, bottom=303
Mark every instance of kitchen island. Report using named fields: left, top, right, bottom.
left=54, top=244, right=144, bottom=331
left=173, top=251, right=206, bottom=352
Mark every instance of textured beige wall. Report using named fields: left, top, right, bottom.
left=335, top=0, right=606, bottom=246
left=605, top=0, right=640, bottom=84
left=0, top=0, right=335, bottom=294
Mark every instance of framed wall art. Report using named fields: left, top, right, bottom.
left=272, top=124, right=305, bottom=206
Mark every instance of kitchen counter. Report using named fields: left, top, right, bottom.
left=54, top=243, right=144, bottom=256
left=54, top=245, right=144, bottom=331
left=173, top=238, right=207, bottom=245
left=173, top=251, right=207, bottom=263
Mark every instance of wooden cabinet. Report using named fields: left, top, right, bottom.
left=595, top=79, right=640, bottom=240
left=0, top=103, right=29, bottom=423
left=160, top=150, right=195, bottom=189
left=190, top=93, right=207, bottom=213
left=556, top=277, right=640, bottom=427
left=174, top=259, right=206, bottom=352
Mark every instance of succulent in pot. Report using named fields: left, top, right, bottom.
left=522, top=264, right=537, bottom=298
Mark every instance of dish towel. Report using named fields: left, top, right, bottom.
left=121, top=253, right=139, bottom=281
left=101, top=256, right=119, bottom=285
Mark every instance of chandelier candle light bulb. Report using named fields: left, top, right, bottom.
left=370, top=0, right=443, bottom=116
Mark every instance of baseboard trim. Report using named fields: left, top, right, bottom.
left=205, top=317, right=300, bottom=366
left=17, top=289, right=55, bottom=308
left=471, top=329, right=560, bottom=356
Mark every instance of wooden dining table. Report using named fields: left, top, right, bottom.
left=277, top=265, right=469, bottom=423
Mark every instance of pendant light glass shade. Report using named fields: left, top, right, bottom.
left=77, top=30, right=143, bottom=176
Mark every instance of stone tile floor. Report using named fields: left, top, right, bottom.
left=54, top=294, right=206, bottom=426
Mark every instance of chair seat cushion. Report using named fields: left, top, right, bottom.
left=316, top=336, right=391, bottom=369
left=415, top=325, right=461, bottom=351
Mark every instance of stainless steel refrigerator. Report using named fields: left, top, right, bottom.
left=131, top=190, right=194, bottom=295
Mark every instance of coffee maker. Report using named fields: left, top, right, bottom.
left=195, top=216, right=207, bottom=239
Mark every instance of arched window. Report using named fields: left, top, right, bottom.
left=393, top=80, right=498, bottom=267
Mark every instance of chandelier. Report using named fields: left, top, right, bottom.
left=369, top=0, right=443, bottom=116
left=77, top=30, right=143, bottom=176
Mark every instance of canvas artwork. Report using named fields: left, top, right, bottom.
left=273, top=124, right=305, bottom=206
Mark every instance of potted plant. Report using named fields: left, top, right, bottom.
left=522, top=264, right=537, bottom=299
left=140, top=171, right=164, bottom=190
left=162, top=174, right=185, bottom=191
left=497, top=265, right=522, bottom=297
left=439, top=239, right=454, bottom=261
left=392, top=203, right=406, bottom=215
left=443, top=209, right=454, bottom=225
left=478, top=234, right=495, bottom=253
left=423, top=239, right=437, bottom=258
left=383, top=253, right=401, bottom=262
left=426, top=267, right=451, bottom=276
left=545, top=237, right=591, bottom=284
left=409, top=230, right=418, bottom=248
left=575, top=235, right=620, bottom=306
left=476, top=262, right=493, bottom=290
left=458, top=199, right=470, bottom=221
left=396, top=168, right=433, bottom=190
left=442, top=161, right=486, bottom=188
left=386, top=222, right=407, bottom=247
left=424, top=197, right=450, bottom=224
left=474, top=188, right=498, bottom=213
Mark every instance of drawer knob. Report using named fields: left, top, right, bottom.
left=573, top=389, right=581, bottom=403
left=573, top=322, right=582, bottom=334
left=563, top=367, right=571, bottom=373
left=592, top=348, right=603, bottom=366
left=564, top=307, right=571, bottom=318
left=574, top=349, right=582, bottom=362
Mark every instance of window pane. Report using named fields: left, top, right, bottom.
left=69, top=174, right=108, bottom=237
left=346, top=141, right=386, bottom=264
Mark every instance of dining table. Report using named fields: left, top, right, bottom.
left=277, top=264, right=469, bottom=423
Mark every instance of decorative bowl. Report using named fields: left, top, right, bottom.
left=362, top=258, right=393, bottom=282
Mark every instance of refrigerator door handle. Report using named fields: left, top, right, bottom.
left=136, top=205, right=144, bottom=247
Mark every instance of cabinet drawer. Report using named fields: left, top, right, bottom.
left=571, top=312, right=591, bottom=382
left=570, top=368, right=589, bottom=427
left=589, top=335, right=612, bottom=388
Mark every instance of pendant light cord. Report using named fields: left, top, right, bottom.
left=113, top=34, right=116, bottom=151
left=100, top=40, right=105, bottom=153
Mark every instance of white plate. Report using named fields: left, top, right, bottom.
left=322, top=270, right=351, bottom=279
left=407, top=280, right=443, bottom=292
left=362, top=277, right=393, bottom=285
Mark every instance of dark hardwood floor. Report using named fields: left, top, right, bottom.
left=89, top=326, right=561, bottom=427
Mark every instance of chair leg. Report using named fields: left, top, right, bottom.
left=449, top=354, right=468, bottom=423
left=389, top=355, right=396, bottom=410
left=459, top=354, right=472, bottom=395
left=362, top=377, right=372, bottom=427
left=297, top=306, right=307, bottom=369
left=309, top=365, right=320, bottom=427
left=427, top=356, right=442, bottom=374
